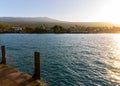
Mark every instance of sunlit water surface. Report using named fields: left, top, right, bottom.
left=0, top=34, right=120, bottom=86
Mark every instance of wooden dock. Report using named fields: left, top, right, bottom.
left=0, top=46, right=49, bottom=86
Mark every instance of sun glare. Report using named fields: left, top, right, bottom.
left=105, top=35, right=120, bottom=83
left=95, top=0, right=120, bottom=24
left=112, top=35, right=120, bottom=60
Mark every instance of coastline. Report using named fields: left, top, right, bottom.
left=0, top=32, right=120, bottom=34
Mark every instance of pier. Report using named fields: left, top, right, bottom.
left=0, top=46, right=49, bottom=86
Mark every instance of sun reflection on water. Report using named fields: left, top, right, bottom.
left=106, top=34, right=120, bottom=83
left=106, top=69, right=120, bottom=83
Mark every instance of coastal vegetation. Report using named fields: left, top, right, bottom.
left=0, top=23, right=120, bottom=33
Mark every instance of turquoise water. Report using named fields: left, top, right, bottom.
left=0, top=34, right=120, bottom=86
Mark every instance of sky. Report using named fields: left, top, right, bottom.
left=0, top=0, right=120, bottom=23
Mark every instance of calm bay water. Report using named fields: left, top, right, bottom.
left=0, top=34, right=120, bottom=86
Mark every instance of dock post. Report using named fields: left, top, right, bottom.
left=1, top=46, right=6, bottom=64
left=32, top=52, right=40, bottom=80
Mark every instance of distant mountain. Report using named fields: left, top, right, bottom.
left=0, top=17, right=119, bottom=27
left=0, top=17, right=62, bottom=23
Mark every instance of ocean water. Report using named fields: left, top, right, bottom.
left=0, top=34, right=120, bottom=86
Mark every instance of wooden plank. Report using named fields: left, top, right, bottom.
left=0, top=64, right=49, bottom=86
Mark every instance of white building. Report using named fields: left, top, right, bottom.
left=12, top=27, right=22, bottom=32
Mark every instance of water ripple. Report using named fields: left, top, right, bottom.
left=0, top=34, right=120, bottom=86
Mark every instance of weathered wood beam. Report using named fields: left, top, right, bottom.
left=1, top=46, right=6, bottom=64
left=32, top=52, right=40, bottom=80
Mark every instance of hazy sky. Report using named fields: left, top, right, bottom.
left=0, top=0, right=120, bottom=23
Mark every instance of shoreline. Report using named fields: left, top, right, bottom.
left=0, top=32, right=120, bottom=34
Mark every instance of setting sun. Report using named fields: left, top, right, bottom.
left=94, top=0, right=120, bottom=24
